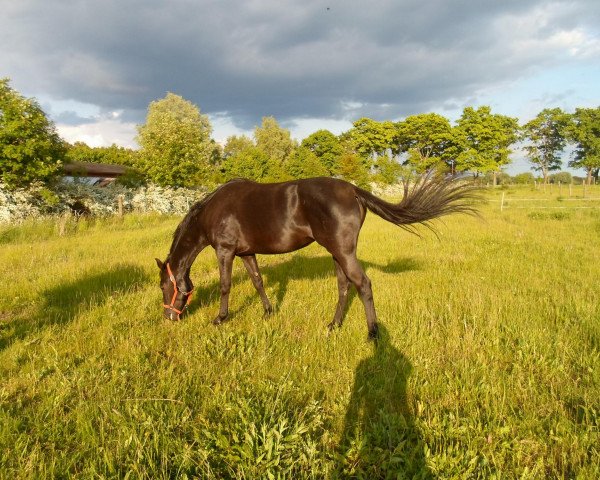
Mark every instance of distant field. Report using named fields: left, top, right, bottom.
left=1, top=185, right=599, bottom=478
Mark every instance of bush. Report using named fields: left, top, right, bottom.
left=0, top=181, right=207, bottom=223
left=549, top=172, right=573, bottom=184
left=513, top=172, right=535, bottom=184
left=483, top=171, right=512, bottom=185
left=0, top=79, right=66, bottom=189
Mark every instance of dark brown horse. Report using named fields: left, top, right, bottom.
left=156, top=175, right=477, bottom=339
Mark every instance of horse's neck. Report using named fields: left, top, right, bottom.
left=168, top=223, right=207, bottom=279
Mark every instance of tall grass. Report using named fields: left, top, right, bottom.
left=0, top=187, right=599, bottom=478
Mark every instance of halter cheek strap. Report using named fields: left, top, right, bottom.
left=163, top=263, right=194, bottom=319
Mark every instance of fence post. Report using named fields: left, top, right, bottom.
left=500, top=191, right=505, bottom=212
left=558, top=181, right=562, bottom=196
left=118, top=195, right=124, bottom=217
left=569, top=183, right=572, bottom=197
left=58, top=212, right=70, bottom=236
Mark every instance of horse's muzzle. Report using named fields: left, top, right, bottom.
left=163, top=307, right=185, bottom=321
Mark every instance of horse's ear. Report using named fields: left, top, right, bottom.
left=155, top=258, right=164, bottom=270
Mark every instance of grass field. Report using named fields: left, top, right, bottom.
left=1, top=185, right=599, bottom=479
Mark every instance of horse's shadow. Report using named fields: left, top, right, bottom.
left=338, top=323, right=433, bottom=478
left=188, top=255, right=420, bottom=319
left=0, top=265, right=147, bottom=351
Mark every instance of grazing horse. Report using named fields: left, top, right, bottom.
left=156, top=175, right=477, bottom=339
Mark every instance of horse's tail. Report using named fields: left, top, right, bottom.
left=354, top=173, right=480, bottom=235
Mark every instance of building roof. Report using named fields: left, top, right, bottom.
left=62, top=161, right=127, bottom=178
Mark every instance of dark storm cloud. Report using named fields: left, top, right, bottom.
left=2, top=0, right=599, bottom=129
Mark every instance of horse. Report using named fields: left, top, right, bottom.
left=155, top=174, right=477, bottom=339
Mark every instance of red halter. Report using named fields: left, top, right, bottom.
left=163, top=263, right=194, bottom=319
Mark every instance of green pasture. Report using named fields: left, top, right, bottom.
left=0, top=185, right=599, bottom=479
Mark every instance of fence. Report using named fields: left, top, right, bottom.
left=496, top=183, right=600, bottom=212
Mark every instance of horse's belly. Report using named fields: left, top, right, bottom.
left=236, top=226, right=314, bottom=255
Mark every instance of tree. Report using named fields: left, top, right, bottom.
left=566, top=107, right=600, bottom=185
left=66, top=142, right=137, bottom=167
left=372, top=155, right=403, bottom=185
left=287, top=146, right=328, bottom=179
left=396, top=113, right=453, bottom=172
left=347, top=117, right=397, bottom=161
left=549, top=171, right=572, bottom=184
left=254, top=116, right=295, bottom=165
left=336, top=151, right=371, bottom=188
left=454, top=106, right=519, bottom=184
left=136, top=92, right=213, bottom=187
left=0, top=78, right=65, bottom=188
left=223, top=134, right=254, bottom=159
left=522, top=108, right=570, bottom=183
left=513, top=172, right=535, bottom=185
left=301, top=129, right=343, bottom=175
left=221, top=145, right=280, bottom=182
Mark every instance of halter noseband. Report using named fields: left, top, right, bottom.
left=163, top=263, right=194, bottom=319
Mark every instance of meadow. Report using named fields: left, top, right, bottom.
left=0, top=185, right=599, bottom=479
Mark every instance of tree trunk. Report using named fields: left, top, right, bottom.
left=587, top=168, right=593, bottom=186
left=493, top=170, right=498, bottom=186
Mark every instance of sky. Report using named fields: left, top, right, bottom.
left=2, top=0, right=600, bottom=175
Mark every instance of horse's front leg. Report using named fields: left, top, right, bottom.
left=213, top=248, right=235, bottom=325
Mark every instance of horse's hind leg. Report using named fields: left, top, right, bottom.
left=241, top=255, right=273, bottom=316
left=213, top=248, right=235, bottom=325
left=336, top=253, right=378, bottom=340
left=328, top=257, right=351, bottom=332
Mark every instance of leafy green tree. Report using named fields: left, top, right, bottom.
left=287, top=146, right=328, bottom=179
left=566, top=107, right=600, bottom=185
left=549, top=171, right=572, bottom=184
left=483, top=171, right=512, bottom=185
left=221, top=145, right=282, bottom=182
left=347, top=118, right=397, bottom=162
left=372, top=155, right=403, bottom=185
left=396, top=113, right=454, bottom=172
left=455, top=106, right=519, bottom=184
left=0, top=78, right=66, bottom=188
left=66, top=142, right=138, bottom=167
left=301, top=129, right=342, bottom=175
left=254, top=116, right=295, bottom=165
left=522, top=108, right=570, bottom=183
left=136, top=92, right=213, bottom=187
left=336, top=151, right=371, bottom=188
left=513, top=172, right=535, bottom=184
left=223, top=134, right=254, bottom=159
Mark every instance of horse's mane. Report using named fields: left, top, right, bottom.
left=169, top=179, right=248, bottom=256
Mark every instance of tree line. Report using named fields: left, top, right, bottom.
left=1, top=78, right=599, bottom=191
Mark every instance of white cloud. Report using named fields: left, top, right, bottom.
left=57, top=119, right=138, bottom=148
left=286, top=117, right=353, bottom=141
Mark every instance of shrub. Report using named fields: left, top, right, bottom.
left=0, top=181, right=207, bottom=223
left=549, top=171, right=573, bottom=184
left=513, top=172, right=535, bottom=184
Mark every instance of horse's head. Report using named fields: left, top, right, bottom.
left=155, top=258, right=194, bottom=321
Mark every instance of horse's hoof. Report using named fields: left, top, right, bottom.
left=263, top=305, right=274, bottom=317
left=327, top=322, right=340, bottom=332
left=367, top=325, right=379, bottom=341
left=212, top=315, right=227, bottom=325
